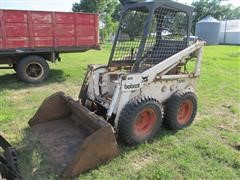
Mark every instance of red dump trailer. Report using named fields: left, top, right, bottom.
left=0, top=9, right=99, bottom=83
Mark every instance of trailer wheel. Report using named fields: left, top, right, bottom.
left=164, top=90, right=197, bottom=130
left=118, top=96, right=163, bottom=146
left=16, top=55, right=49, bottom=84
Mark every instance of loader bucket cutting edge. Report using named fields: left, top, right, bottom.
left=28, top=92, right=119, bottom=178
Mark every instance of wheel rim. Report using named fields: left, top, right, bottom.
left=25, top=62, right=44, bottom=79
left=133, top=108, right=157, bottom=137
left=177, top=100, right=193, bottom=125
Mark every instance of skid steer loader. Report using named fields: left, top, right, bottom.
left=29, top=0, right=204, bottom=178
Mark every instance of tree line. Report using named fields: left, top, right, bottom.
left=72, top=0, right=240, bottom=42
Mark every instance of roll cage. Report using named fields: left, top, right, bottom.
left=108, top=1, right=194, bottom=72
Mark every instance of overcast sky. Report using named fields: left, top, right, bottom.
left=0, top=0, right=239, bottom=12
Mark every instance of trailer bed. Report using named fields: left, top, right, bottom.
left=0, top=10, right=99, bottom=51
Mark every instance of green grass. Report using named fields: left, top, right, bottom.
left=0, top=45, right=239, bottom=179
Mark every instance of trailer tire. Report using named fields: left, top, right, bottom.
left=16, top=55, right=49, bottom=84
left=164, top=90, right=197, bottom=131
left=118, top=96, right=163, bottom=146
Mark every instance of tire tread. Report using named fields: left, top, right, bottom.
left=118, top=96, right=163, bottom=146
left=165, top=90, right=197, bottom=130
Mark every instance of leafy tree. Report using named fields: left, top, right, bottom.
left=112, top=4, right=147, bottom=41
left=72, top=0, right=114, bottom=14
left=101, top=14, right=118, bottom=42
left=120, top=11, right=148, bottom=41
left=191, top=0, right=240, bottom=33
left=112, top=4, right=122, bottom=22
left=72, top=0, right=118, bottom=42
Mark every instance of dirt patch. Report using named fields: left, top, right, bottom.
left=132, top=154, right=153, bottom=171
left=217, top=124, right=236, bottom=132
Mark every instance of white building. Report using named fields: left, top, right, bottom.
left=219, top=19, right=240, bottom=45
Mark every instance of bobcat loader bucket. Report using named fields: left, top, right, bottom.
left=28, top=92, right=119, bottom=178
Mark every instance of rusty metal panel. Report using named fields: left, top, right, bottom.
left=3, top=10, right=28, bottom=23
left=76, top=13, right=97, bottom=46
left=6, top=23, right=28, bottom=37
left=32, top=24, right=53, bottom=37
left=0, top=10, right=99, bottom=50
left=6, top=37, right=30, bottom=48
left=3, top=10, right=30, bottom=48
left=55, top=24, right=75, bottom=37
left=55, top=12, right=75, bottom=24
left=33, top=37, right=54, bottom=48
left=56, top=37, right=76, bottom=47
left=30, top=11, right=52, bottom=24
left=0, top=11, right=3, bottom=49
left=30, top=11, right=53, bottom=47
left=29, top=92, right=119, bottom=178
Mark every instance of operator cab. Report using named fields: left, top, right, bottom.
left=81, top=1, right=195, bottom=114
left=108, top=0, right=194, bottom=72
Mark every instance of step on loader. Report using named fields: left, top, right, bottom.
left=29, top=0, right=204, bottom=178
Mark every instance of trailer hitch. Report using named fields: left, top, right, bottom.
left=0, top=135, right=20, bottom=180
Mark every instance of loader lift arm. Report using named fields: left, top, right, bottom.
left=142, top=41, right=204, bottom=82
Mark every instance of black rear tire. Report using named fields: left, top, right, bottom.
left=118, top=96, right=163, bottom=146
left=16, top=55, right=49, bottom=84
left=164, top=90, right=197, bottom=131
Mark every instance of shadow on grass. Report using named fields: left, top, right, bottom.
left=0, top=69, right=67, bottom=91
left=117, top=126, right=176, bottom=153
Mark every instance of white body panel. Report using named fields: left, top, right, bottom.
left=84, top=41, right=204, bottom=128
